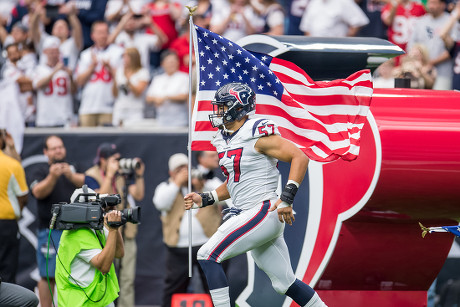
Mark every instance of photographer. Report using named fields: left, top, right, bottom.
left=55, top=187, right=124, bottom=307
left=29, top=135, right=84, bottom=307
left=84, top=142, right=144, bottom=307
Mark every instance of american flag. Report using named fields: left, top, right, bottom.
left=420, top=223, right=460, bottom=238
left=191, top=25, right=373, bottom=162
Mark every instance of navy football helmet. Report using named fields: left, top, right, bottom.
left=209, top=82, right=256, bottom=128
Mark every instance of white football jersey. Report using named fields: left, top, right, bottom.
left=33, top=65, right=73, bottom=127
left=76, top=45, right=124, bottom=115
left=212, top=118, right=280, bottom=210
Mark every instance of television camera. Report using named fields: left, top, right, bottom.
left=50, top=185, right=141, bottom=230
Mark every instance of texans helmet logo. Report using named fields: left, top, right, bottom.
left=229, top=88, right=244, bottom=106
left=236, top=114, right=382, bottom=307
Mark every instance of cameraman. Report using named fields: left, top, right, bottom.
left=30, top=135, right=84, bottom=307
left=84, top=143, right=144, bottom=307
left=55, top=188, right=124, bottom=307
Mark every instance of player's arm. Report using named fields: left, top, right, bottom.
left=255, top=134, right=309, bottom=225
left=255, top=134, right=308, bottom=184
left=184, top=181, right=230, bottom=210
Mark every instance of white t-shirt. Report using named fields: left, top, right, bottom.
left=69, top=228, right=108, bottom=288
left=32, top=64, right=73, bottom=127
left=115, top=31, right=160, bottom=70
left=76, top=44, right=124, bottom=115
left=146, top=71, right=189, bottom=127
left=112, top=67, right=150, bottom=126
left=299, top=0, right=369, bottom=37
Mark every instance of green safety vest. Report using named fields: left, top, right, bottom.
left=55, top=228, right=119, bottom=307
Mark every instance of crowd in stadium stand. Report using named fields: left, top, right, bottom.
left=0, top=0, right=459, bottom=130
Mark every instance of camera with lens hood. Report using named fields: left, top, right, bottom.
left=50, top=185, right=141, bottom=230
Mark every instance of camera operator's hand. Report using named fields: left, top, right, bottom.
left=106, top=156, right=120, bottom=179
left=105, top=210, right=122, bottom=232
left=61, top=162, right=73, bottom=179
left=49, top=163, right=65, bottom=178
left=173, top=166, right=188, bottom=187
left=134, top=158, right=145, bottom=177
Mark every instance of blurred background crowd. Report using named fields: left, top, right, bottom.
left=0, top=0, right=459, bottom=136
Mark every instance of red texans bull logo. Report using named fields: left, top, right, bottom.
left=229, top=88, right=244, bottom=105
left=235, top=114, right=382, bottom=306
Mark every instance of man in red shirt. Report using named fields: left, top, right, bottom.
left=381, top=0, right=426, bottom=56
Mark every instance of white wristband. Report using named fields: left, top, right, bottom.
left=211, top=190, right=219, bottom=203
left=286, top=180, right=300, bottom=188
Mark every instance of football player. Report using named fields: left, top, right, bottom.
left=184, top=82, right=327, bottom=307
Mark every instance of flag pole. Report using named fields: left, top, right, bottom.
left=186, top=5, right=197, bottom=278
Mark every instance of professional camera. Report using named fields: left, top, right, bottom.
left=50, top=185, right=141, bottom=230
left=119, top=158, right=141, bottom=175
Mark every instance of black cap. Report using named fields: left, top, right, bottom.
left=94, top=143, right=119, bottom=164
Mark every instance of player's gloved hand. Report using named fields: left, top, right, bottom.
left=269, top=199, right=295, bottom=226
left=184, top=192, right=203, bottom=210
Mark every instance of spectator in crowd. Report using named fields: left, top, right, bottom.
left=0, top=128, right=28, bottom=283
left=408, top=0, right=453, bottom=90
left=251, top=0, right=285, bottom=35
left=299, top=0, right=369, bottom=37
left=55, top=186, right=124, bottom=307
left=146, top=50, right=189, bottom=127
left=142, top=0, right=182, bottom=49
left=110, top=10, right=166, bottom=70
left=373, top=58, right=396, bottom=88
left=153, top=153, right=220, bottom=307
left=76, top=20, right=123, bottom=127
left=1, top=21, right=29, bottom=53
left=210, top=0, right=264, bottom=42
left=0, top=80, right=25, bottom=154
left=112, top=47, right=150, bottom=126
left=29, top=135, right=84, bottom=307
left=5, top=0, right=41, bottom=34
left=356, top=0, right=388, bottom=39
left=381, top=0, right=426, bottom=58
left=2, top=43, right=34, bottom=127
left=0, top=1, right=17, bottom=28
left=0, top=279, right=39, bottom=307
left=394, top=43, right=437, bottom=88
left=32, top=36, right=76, bottom=127
left=169, top=14, right=206, bottom=73
left=30, top=1, right=83, bottom=71
left=84, top=143, right=145, bottom=307
left=286, top=0, right=309, bottom=35
left=70, top=0, right=109, bottom=49
left=439, top=0, right=460, bottom=90
left=105, top=0, right=149, bottom=30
